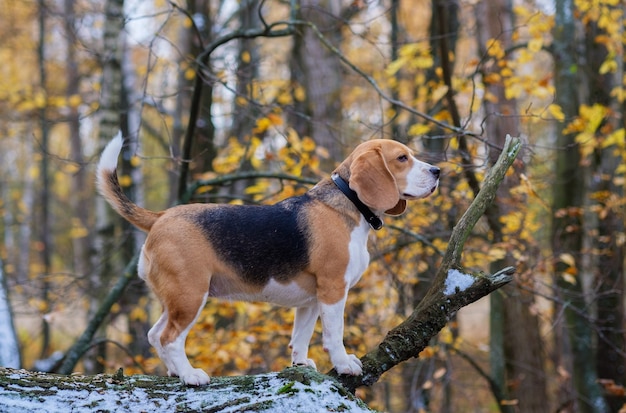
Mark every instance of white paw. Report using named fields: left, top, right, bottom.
left=179, top=368, right=211, bottom=386
left=334, top=354, right=363, bottom=376
left=292, top=358, right=317, bottom=370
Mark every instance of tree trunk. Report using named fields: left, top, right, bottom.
left=290, top=0, right=345, bottom=163
left=584, top=13, right=625, bottom=412
left=0, top=258, right=20, bottom=368
left=37, top=0, right=52, bottom=361
left=89, top=0, right=126, bottom=375
left=117, top=32, right=151, bottom=362
left=229, top=0, right=260, bottom=196
left=474, top=0, right=548, bottom=410
left=64, top=0, right=92, bottom=282
left=551, top=0, right=608, bottom=410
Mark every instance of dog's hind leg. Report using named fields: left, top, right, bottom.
left=289, top=305, right=319, bottom=369
left=158, top=291, right=210, bottom=386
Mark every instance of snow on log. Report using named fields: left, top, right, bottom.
left=0, top=366, right=378, bottom=413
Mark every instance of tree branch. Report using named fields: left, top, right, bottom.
left=180, top=171, right=319, bottom=204
left=332, top=135, right=521, bottom=392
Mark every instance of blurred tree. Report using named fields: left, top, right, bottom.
left=89, top=0, right=125, bottom=375
left=474, top=0, right=548, bottom=410
left=551, top=0, right=608, bottom=410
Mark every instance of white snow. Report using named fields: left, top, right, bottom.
left=0, top=369, right=378, bottom=413
left=444, top=269, right=475, bottom=295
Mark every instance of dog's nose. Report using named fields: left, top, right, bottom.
left=429, top=167, right=441, bottom=179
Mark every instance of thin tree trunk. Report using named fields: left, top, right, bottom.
left=0, top=257, right=20, bottom=368
left=89, top=0, right=125, bottom=375
left=174, top=0, right=216, bottom=204
left=117, top=27, right=151, bottom=361
left=37, top=0, right=52, bottom=361
left=64, top=0, right=92, bottom=280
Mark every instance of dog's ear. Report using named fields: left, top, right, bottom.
left=349, top=148, right=402, bottom=213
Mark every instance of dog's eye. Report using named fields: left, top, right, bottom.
left=397, top=154, right=408, bottom=162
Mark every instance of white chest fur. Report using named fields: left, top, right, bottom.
left=344, top=218, right=370, bottom=289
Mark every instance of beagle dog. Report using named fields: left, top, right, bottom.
left=97, top=134, right=440, bottom=385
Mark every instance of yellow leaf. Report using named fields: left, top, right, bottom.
left=267, top=112, right=283, bottom=126
left=547, top=104, right=565, bottom=121
left=439, top=326, right=453, bottom=344
left=63, top=163, right=80, bottom=174
left=599, top=57, right=617, bottom=75
left=118, top=175, right=132, bottom=187
left=528, top=38, right=543, bottom=53
left=254, top=117, right=272, bottom=134
left=488, top=247, right=507, bottom=260
left=301, top=136, right=316, bottom=152
left=561, top=272, right=577, bottom=284
left=483, top=72, right=501, bottom=84
left=29, top=166, right=40, bottom=180
left=385, top=58, right=405, bottom=76
left=419, top=346, right=436, bottom=358
left=559, top=253, right=576, bottom=268
left=411, top=55, right=434, bottom=69
left=602, top=129, right=625, bottom=149
left=407, top=123, right=431, bottom=136
left=68, top=94, right=82, bottom=108
left=130, top=155, right=142, bottom=167
left=241, top=51, right=251, bottom=64
left=293, top=85, right=306, bottom=102
left=70, top=220, right=88, bottom=238
left=184, top=68, right=196, bottom=80
left=276, top=92, right=292, bottom=105
left=430, top=85, right=449, bottom=104
left=129, top=306, right=148, bottom=322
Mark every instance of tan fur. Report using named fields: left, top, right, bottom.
left=304, top=204, right=353, bottom=304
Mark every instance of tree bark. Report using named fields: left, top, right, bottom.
left=289, top=0, right=347, bottom=163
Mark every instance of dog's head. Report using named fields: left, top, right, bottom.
left=337, top=140, right=440, bottom=215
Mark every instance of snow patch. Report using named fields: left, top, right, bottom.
left=0, top=369, right=378, bottom=413
left=444, top=269, right=475, bottom=295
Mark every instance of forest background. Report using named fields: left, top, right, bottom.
left=0, top=0, right=624, bottom=412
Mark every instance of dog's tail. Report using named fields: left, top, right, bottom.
left=96, top=133, right=162, bottom=232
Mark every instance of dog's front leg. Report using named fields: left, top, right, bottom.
left=319, top=298, right=363, bottom=375
left=289, top=305, right=319, bottom=369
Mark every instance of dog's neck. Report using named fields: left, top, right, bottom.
left=330, top=173, right=383, bottom=230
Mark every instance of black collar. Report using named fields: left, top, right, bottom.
left=331, top=173, right=383, bottom=230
